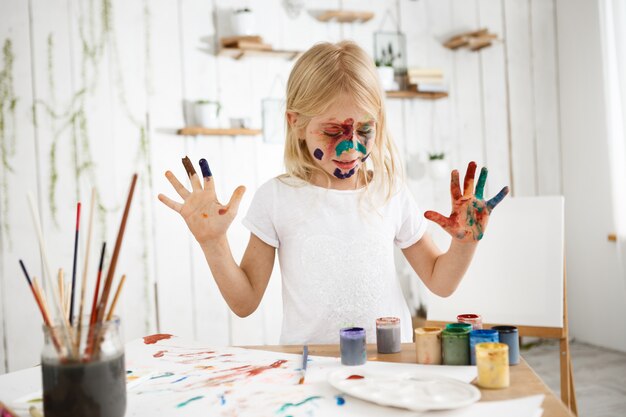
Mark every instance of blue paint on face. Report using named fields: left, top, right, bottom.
left=313, top=148, right=324, bottom=160
left=199, top=158, right=212, bottom=178
left=333, top=168, right=356, bottom=179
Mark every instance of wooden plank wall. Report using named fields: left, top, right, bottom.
left=0, top=0, right=562, bottom=373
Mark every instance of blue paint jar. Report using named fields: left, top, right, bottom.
left=340, top=327, right=366, bottom=366
left=491, top=326, right=520, bottom=365
left=469, top=329, right=499, bottom=365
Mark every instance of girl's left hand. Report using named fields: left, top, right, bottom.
left=424, top=161, right=509, bottom=242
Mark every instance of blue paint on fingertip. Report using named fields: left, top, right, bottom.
left=199, top=158, right=212, bottom=177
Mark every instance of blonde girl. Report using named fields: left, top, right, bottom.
left=158, top=41, right=509, bottom=344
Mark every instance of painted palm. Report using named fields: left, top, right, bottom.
left=425, top=161, right=509, bottom=242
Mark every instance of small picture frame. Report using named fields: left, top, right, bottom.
left=373, top=31, right=407, bottom=74
left=262, top=98, right=286, bottom=144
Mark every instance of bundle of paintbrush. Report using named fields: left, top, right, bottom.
left=19, top=174, right=137, bottom=363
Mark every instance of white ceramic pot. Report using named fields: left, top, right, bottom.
left=377, top=66, right=395, bottom=91
left=194, top=102, right=220, bottom=128
left=231, top=10, right=255, bottom=36
left=428, top=159, right=449, bottom=180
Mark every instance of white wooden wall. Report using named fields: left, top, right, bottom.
left=0, top=0, right=562, bottom=373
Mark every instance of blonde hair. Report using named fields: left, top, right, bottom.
left=283, top=40, right=402, bottom=202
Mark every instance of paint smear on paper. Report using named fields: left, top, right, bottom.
left=143, top=333, right=173, bottom=344
left=335, top=395, right=346, bottom=406
left=277, top=396, right=322, bottom=413
left=150, top=372, right=174, bottom=380
left=176, top=395, right=204, bottom=408
left=153, top=350, right=167, bottom=358
left=219, top=394, right=226, bottom=405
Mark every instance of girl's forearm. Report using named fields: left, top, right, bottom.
left=199, top=236, right=257, bottom=316
left=430, top=240, right=479, bottom=297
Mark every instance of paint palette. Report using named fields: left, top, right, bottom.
left=327, top=368, right=481, bottom=412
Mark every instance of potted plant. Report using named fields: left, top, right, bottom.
left=194, top=100, right=221, bottom=128
left=375, top=43, right=401, bottom=91
left=231, top=7, right=255, bottom=36
left=427, top=152, right=449, bottom=180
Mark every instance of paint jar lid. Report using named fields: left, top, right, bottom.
left=376, top=317, right=400, bottom=327
left=457, top=313, right=482, bottom=321
left=442, top=327, right=470, bottom=335
left=414, top=327, right=442, bottom=335
left=470, top=329, right=498, bottom=337
left=446, top=322, right=473, bottom=330
left=340, top=327, right=366, bottom=339
left=491, top=325, right=518, bottom=333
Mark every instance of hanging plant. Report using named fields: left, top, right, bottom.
left=0, top=38, right=18, bottom=247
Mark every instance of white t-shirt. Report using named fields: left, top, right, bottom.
left=242, top=176, right=428, bottom=345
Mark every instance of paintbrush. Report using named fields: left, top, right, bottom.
left=106, top=274, right=126, bottom=321
left=69, top=202, right=81, bottom=324
left=298, top=345, right=308, bottom=385
left=76, top=189, right=96, bottom=354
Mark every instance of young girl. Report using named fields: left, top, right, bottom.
left=158, top=41, right=509, bottom=345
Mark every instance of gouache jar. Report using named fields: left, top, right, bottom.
left=414, top=327, right=442, bottom=365
left=491, top=326, right=520, bottom=365
left=469, top=329, right=499, bottom=365
left=475, top=342, right=510, bottom=389
left=42, top=317, right=126, bottom=417
left=376, top=317, right=401, bottom=354
left=446, top=322, right=473, bottom=332
left=457, top=313, right=483, bottom=330
left=442, top=327, right=470, bottom=365
left=340, top=327, right=367, bottom=366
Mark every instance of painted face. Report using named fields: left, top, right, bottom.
left=304, top=98, right=376, bottom=187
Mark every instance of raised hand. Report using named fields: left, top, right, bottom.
left=158, top=157, right=246, bottom=245
left=424, top=161, right=509, bottom=242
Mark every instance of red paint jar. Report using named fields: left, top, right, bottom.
left=457, top=313, right=483, bottom=330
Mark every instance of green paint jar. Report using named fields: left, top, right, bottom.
left=442, top=327, right=470, bottom=365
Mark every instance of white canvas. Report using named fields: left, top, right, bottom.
left=427, top=196, right=565, bottom=328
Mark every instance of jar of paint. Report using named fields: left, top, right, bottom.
left=42, top=317, right=126, bottom=417
left=414, top=327, right=442, bottom=364
left=442, top=327, right=470, bottom=365
left=446, top=322, right=473, bottom=332
left=475, top=342, right=510, bottom=389
left=491, top=325, right=520, bottom=365
left=457, top=313, right=483, bottom=330
left=469, top=329, right=499, bottom=365
left=376, top=317, right=401, bottom=354
left=340, top=327, right=367, bottom=366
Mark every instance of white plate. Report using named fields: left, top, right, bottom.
left=327, top=368, right=481, bottom=412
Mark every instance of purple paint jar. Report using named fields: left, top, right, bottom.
left=340, top=327, right=367, bottom=366
left=491, top=325, right=520, bottom=365
left=376, top=317, right=401, bottom=354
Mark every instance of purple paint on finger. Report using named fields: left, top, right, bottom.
left=487, top=186, right=510, bottom=212
left=199, top=158, right=212, bottom=178
left=314, top=148, right=324, bottom=160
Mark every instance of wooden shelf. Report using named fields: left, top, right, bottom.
left=177, top=127, right=262, bottom=136
left=386, top=90, right=449, bottom=100
left=315, top=10, right=374, bottom=23
left=218, top=47, right=302, bottom=61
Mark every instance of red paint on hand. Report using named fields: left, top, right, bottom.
left=143, top=333, right=173, bottom=344
left=218, top=208, right=228, bottom=215
left=202, top=213, right=209, bottom=218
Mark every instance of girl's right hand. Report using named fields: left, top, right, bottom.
left=158, top=158, right=246, bottom=245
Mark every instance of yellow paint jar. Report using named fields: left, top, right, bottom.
left=414, top=327, right=442, bottom=365
left=475, top=342, right=509, bottom=389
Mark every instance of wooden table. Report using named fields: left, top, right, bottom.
left=250, top=343, right=575, bottom=417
